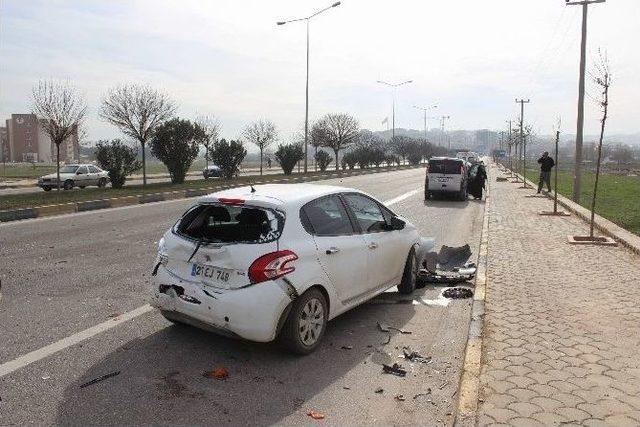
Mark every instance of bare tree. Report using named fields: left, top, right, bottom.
left=315, top=113, right=359, bottom=170
left=99, top=84, right=175, bottom=185
left=196, top=115, right=221, bottom=170
left=32, top=80, right=87, bottom=191
left=243, top=119, right=277, bottom=175
left=588, top=50, right=612, bottom=239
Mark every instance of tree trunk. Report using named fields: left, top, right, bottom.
left=141, top=141, right=147, bottom=186
left=590, top=87, right=608, bottom=238
left=56, top=143, right=60, bottom=191
left=260, top=148, right=263, bottom=176
left=334, top=149, right=339, bottom=171
left=314, top=146, right=318, bottom=172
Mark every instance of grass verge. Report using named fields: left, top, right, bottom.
left=0, top=166, right=410, bottom=212
left=526, top=168, right=640, bottom=236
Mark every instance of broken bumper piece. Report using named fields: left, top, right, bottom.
left=150, top=264, right=291, bottom=342
left=416, top=244, right=477, bottom=284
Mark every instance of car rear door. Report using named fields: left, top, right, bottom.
left=301, top=195, right=369, bottom=303
left=341, top=193, right=407, bottom=290
left=87, top=166, right=100, bottom=185
left=75, top=166, right=90, bottom=187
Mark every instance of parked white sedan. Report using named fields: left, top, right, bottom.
left=150, top=184, right=424, bottom=354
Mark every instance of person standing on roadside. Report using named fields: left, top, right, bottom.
left=537, top=151, right=555, bottom=193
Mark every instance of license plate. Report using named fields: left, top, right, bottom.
left=190, top=263, right=231, bottom=282
left=436, top=177, right=450, bottom=183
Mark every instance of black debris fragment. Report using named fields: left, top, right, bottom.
left=79, top=371, right=120, bottom=388
left=382, top=363, right=407, bottom=377
left=442, top=287, right=474, bottom=299
left=395, top=394, right=406, bottom=401
left=377, top=322, right=412, bottom=334
left=375, top=387, right=384, bottom=394
left=413, top=388, right=432, bottom=399
left=340, top=345, right=353, bottom=350
left=402, top=347, right=432, bottom=364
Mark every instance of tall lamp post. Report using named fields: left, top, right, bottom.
left=376, top=80, right=413, bottom=141
left=412, top=104, right=438, bottom=141
left=440, top=115, right=451, bottom=148
left=277, top=1, right=341, bottom=174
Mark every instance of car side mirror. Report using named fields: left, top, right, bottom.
left=389, top=216, right=405, bottom=231
left=76, top=171, right=82, bottom=175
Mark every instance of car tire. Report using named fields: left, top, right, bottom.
left=97, top=178, right=107, bottom=188
left=397, top=246, right=418, bottom=295
left=279, top=287, right=328, bottom=355
left=79, top=186, right=86, bottom=189
left=63, top=180, right=74, bottom=190
left=425, top=190, right=432, bottom=200
left=459, top=185, right=467, bottom=201
left=43, top=187, right=52, bottom=192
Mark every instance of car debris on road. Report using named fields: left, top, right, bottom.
left=382, top=363, right=407, bottom=377
left=79, top=371, right=120, bottom=389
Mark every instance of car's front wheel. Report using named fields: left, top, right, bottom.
left=97, top=178, right=107, bottom=188
left=63, top=180, right=74, bottom=190
left=42, top=187, right=52, bottom=192
left=279, top=288, right=328, bottom=355
left=398, top=246, right=418, bottom=295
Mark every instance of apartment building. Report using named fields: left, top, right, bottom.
left=3, top=113, right=79, bottom=163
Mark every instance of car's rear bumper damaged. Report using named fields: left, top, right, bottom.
left=150, top=265, right=292, bottom=342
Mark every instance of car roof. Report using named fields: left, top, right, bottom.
left=198, top=183, right=359, bottom=208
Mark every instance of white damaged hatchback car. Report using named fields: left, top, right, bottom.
left=150, top=184, right=422, bottom=354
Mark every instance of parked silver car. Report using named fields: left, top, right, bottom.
left=38, top=164, right=110, bottom=191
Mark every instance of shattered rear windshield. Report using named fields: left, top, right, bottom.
left=428, top=159, right=463, bottom=174
left=175, top=203, right=285, bottom=244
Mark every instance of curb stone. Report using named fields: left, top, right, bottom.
left=0, top=166, right=416, bottom=223
left=454, top=168, right=490, bottom=427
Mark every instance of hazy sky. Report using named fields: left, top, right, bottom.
left=1, top=0, right=638, bottom=146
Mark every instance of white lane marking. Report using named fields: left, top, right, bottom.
left=384, top=189, right=420, bottom=207
left=0, top=304, right=153, bottom=378
left=0, top=187, right=421, bottom=377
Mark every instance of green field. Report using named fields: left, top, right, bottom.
left=526, top=168, right=640, bottom=236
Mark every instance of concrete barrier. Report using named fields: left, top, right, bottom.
left=109, top=196, right=138, bottom=208
left=37, top=203, right=77, bottom=218
left=77, top=199, right=112, bottom=212
left=137, top=193, right=165, bottom=204
left=0, top=208, right=38, bottom=222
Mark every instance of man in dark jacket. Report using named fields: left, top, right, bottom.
left=537, top=151, right=555, bottom=193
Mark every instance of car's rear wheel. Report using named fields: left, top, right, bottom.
left=398, top=246, right=418, bottom=295
left=97, top=178, right=107, bottom=188
left=279, top=288, right=328, bottom=355
left=459, top=184, right=467, bottom=201
left=79, top=185, right=86, bottom=189
left=43, top=187, right=52, bottom=192
left=63, top=180, right=74, bottom=190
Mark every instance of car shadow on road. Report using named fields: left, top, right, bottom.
left=54, top=292, right=419, bottom=426
left=423, top=198, right=470, bottom=209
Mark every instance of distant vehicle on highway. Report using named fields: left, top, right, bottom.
left=203, top=165, right=222, bottom=179
left=38, top=164, right=109, bottom=191
left=425, top=157, right=469, bottom=201
left=150, top=184, right=423, bottom=354
left=456, top=151, right=479, bottom=164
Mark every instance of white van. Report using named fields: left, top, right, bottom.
left=424, top=157, right=469, bottom=201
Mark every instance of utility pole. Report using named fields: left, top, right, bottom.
left=566, top=0, right=605, bottom=202
left=440, top=115, right=450, bottom=147
left=516, top=99, right=530, bottom=187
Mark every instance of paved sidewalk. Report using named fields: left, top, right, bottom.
left=477, top=165, right=640, bottom=426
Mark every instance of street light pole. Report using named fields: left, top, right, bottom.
left=440, top=115, right=450, bottom=147
left=566, top=0, right=605, bottom=202
left=376, top=80, right=413, bottom=142
left=277, top=1, right=341, bottom=174
left=413, top=105, right=438, bottom=141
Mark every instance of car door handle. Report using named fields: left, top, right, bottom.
left=326, top=247, right=340, bottom=255
left=368, top=242, right=378, bottom=250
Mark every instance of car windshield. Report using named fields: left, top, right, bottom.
left=59, top=166, right=80, bottom=173
left=429, top=159, right=462, bottom=174
left=176, top=203, right=285, bottom=244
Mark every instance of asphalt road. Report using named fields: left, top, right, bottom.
left=0, top=167, right=486, bottom=426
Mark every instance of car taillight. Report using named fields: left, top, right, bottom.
left=248, top=250, right=298, bottom=284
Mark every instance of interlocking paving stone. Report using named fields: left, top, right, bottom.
left=477, top=166, right=640, bottom=426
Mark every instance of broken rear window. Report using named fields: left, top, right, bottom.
left=175, top=203, right=285, bottom=244
left=428, top=159, right=463, bottom=174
